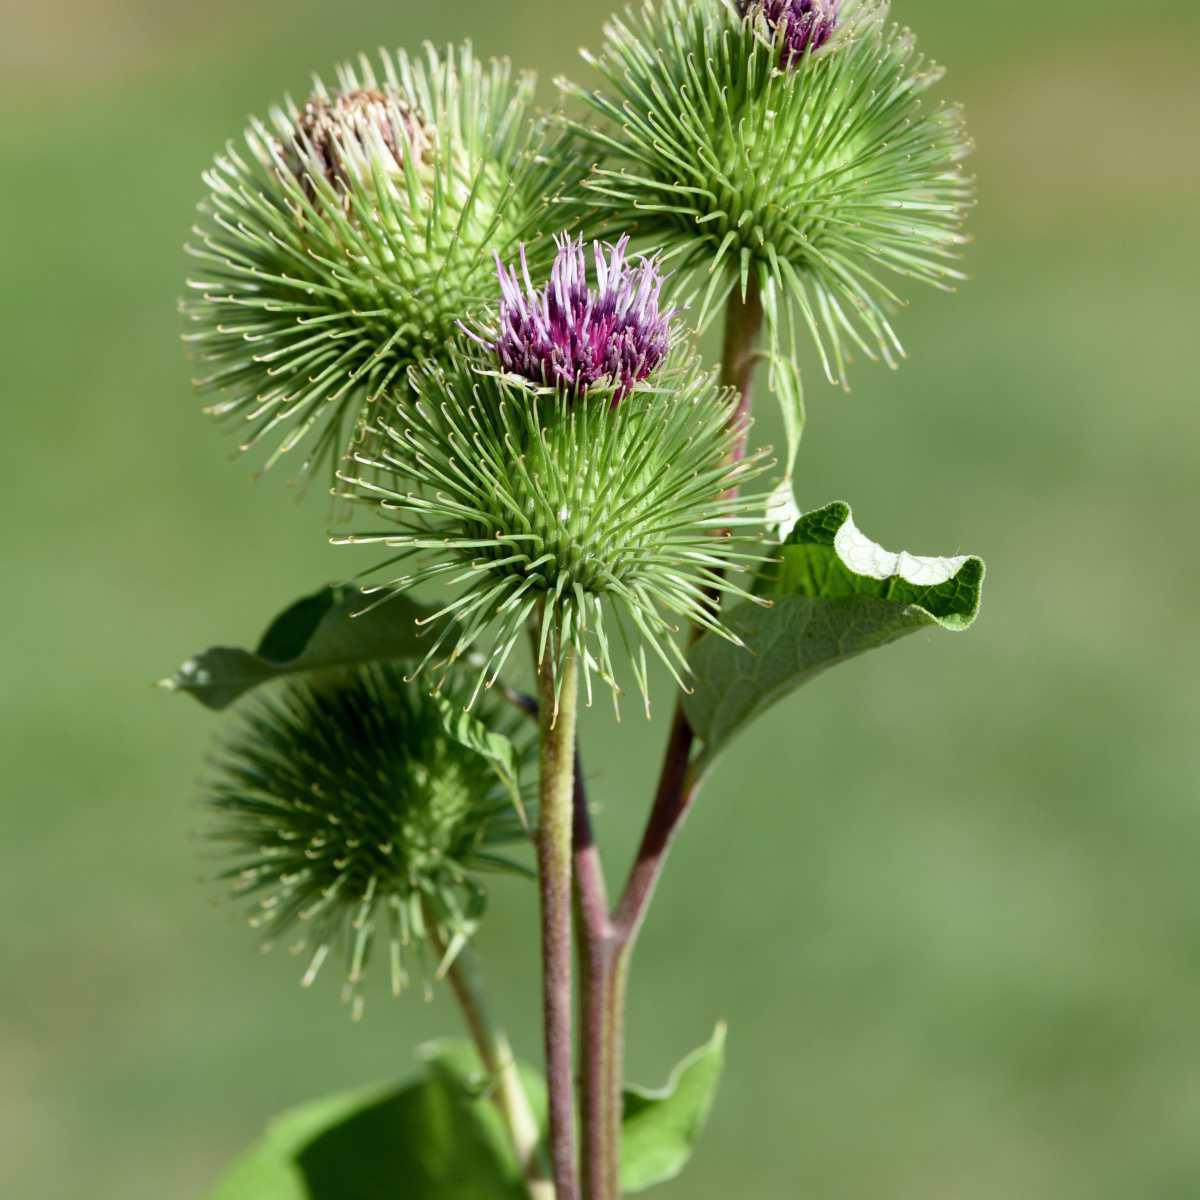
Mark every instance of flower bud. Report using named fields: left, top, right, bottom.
left=206, top=664, right=530, bottom=1017
left=566, top=0, right=973, bottom=387
left=338, top=235, right=771, bottom=714
left=182, top=46, right=584, bottom=476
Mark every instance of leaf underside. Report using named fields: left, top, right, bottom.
left=209, top=1040, right=545, bottom=1200
left=684, top=502, right=984, bottom=764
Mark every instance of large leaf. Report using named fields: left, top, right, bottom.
left=159, top=584, right=440, bottom=710
left=210, top=1039, right=544, bottom=1200
left=620, top=1024, right=727, bottom=1194
left=685, top=502, right=984, bottom=765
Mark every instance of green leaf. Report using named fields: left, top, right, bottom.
left=431, top=693, right=530, bottom=833
left=432, top=693, right=519, bottom=790
left=210, top=1039, right=543, bottom=1200
left=620, top=1023, right=727, bottom=1194
left=685, top=502, right=984, bottom=764
left=159, top=584, right=440, bottom=710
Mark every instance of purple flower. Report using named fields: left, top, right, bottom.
left=490, top=234, right=674, bottom=401
left=740, top=0, right=840, bottom=66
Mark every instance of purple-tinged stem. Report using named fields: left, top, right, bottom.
left=574, top=764, right=615, bottom=1200
left=603, top=282, right=766, bottom=1198
left=614, top=280, right=763, bottom=940
left=537, top=648, right=582, bottom=1200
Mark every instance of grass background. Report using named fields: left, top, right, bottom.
left=3, top=1, right=1199, bottom=1196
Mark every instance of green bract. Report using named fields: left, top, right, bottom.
left=337, top=340, right=771, bottom=714
left=183, top=44, right=582, bottom=475
left=564, top=0, right=974, bottom=385
left=205, top=663, right=531, bottom=1017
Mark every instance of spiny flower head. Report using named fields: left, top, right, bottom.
left=183, top=44, right=584, bottom=477
left=740, top=0, right=840, bottom=65
left=563, top=0, right=974, bottom=387
left=337, top=250, right=771, bottom=714
left=492, top=234, right=674, bottom=401
left=206, top=663, right=531, bottom=1018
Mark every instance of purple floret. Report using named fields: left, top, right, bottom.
left=740, top=0, right=840, bottom=66
left=491, top=234, right=674, bottom=402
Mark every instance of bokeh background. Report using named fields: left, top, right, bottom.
left=3, top=1, right=1199, bottom=1196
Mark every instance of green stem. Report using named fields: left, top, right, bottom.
left=436, top=936, right=553, bottom=1200
left=538, top=645, right=582, bottom=1200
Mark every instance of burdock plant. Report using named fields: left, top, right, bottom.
left=165, top=5, right=985, bottom=1199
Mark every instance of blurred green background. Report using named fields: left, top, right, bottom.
left=3, top=1, right=1199, bottom=1197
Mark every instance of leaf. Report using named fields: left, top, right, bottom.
left=431, top=693, right=530, bottom=832
left=685, top=502, right=984, bottom=764
left=210, top=1039, right=543, bottom=1200
left=159, top=584, right=440, bottom=711
left=432, top=693, right=519, bottom=792
left=620, top=1023, right=727, bottom=1193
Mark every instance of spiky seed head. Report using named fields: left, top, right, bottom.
left=739, top=0, right=840, bottom=64
left=182, top=44, right=585, bottom=477
left=563, top=0, right=974, bottom=388
left=205, top=663, right=531, bottom=1017
left=337, top=236, right=772, bottom=715
left=492, top=233, right=674, bottom=400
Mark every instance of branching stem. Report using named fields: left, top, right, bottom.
left=522, top=286, right=765, bottom=1200
left=600, top=282, right=765, bottom=1198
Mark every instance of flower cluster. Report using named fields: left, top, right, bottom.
left=740, top=0, right=840, bottom=66
left=206, top=664, right=531, bottom=1017
left=491, top=234, right=673, bottom=401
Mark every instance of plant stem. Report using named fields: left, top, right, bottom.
left=435, top=934, right=554, bottom=1200
left=574, top=762, right=615, bottom=1200
left=719, top=279, right=765, bottom=468
left=538, top=646, right=582, bottom=1200
left=602, top=281, right=765, bottom=1198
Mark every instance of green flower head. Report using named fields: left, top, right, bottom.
left=183, top=44, right=584, bottom=476
left=564, top=0, right=974, bottom=386
left=206, top=663, right=531, bottom=1018
left=337, top=235, right=771, bottom=715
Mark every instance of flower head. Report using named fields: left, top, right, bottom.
left=564, top=0, right=973, bottom=388
left=183, top=45, right=584, bottom=477
left=492, top=234, right=674, bottom=400
left=206, top=663, right=531, bottom=1017
left=338, top=249, right=770, bottom=713
left=740, top=0, right=840, bottom=65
